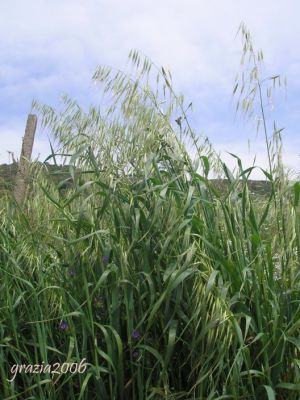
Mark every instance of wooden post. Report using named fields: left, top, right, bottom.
left=14, top=114, right=37, bottom=204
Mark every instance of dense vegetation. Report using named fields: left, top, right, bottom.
left=0, top=162, right=272, bottom=196
left=0, top=162, right=72, bottom=192
left=1, top=25, right=300, bottom=399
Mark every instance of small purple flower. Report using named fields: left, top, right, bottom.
left=132, top=350, right=139, bottom=359
left=68, top=268, right=76, bottom=277
left=59, top=320, right=68, bottom=331
left=131, top=329, right=140, bottom=340
left=102, top=255, right=110, bottom=265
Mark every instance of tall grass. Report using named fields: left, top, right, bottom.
left=1, top=24, right=300, bottom=399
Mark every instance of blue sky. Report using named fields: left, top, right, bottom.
left=1, top=0, right=300, bottom=178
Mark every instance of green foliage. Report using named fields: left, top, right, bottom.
left=0, top=28, right=300, bottom=399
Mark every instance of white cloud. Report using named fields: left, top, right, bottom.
left=215, top=140, right=300, bottom=179
left=0, top=0, right=299, bottom=174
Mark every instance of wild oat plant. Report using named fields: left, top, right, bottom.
left=1, top=24, right=300, bottom=399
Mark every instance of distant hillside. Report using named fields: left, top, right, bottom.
left=210, top=179, right=272, bottom=197
left=0, top=162, right=72, bottom=193
left=0, top=162, right=273, bottom=197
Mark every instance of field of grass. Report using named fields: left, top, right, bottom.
left=1, top=27, right=300, bottom=399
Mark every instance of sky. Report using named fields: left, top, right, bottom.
left=1, top=0, right=300, bottom=178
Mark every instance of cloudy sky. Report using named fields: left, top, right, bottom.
left=1, top=0, right=299, bottom=177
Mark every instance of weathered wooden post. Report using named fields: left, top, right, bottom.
left=14, top=114, right=37, bottom=204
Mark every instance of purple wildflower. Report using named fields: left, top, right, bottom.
left=68, top=268, right=76, bottom=277
left=59, top=320, right=68, bottom=331
left=132, top=350, right=139, bottom=359
left=102, top=255, right=110, bottom=265
left=131, top=329, right=140, bottom=340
